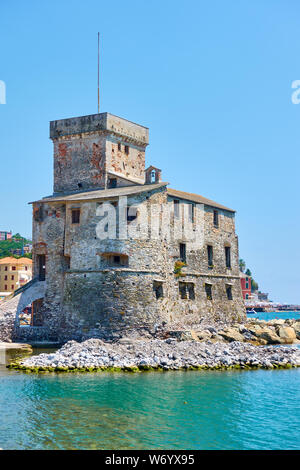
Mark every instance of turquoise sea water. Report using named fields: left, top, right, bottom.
left=0, top=362, right=299, bottom=450
left=247, top=311, right=300, bottom=321
left=0, top=311, right=299, bottom=450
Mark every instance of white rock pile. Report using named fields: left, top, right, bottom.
left=11, top=337, right=300, bottom=372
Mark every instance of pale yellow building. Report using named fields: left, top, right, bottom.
left=0, top=257, right=32, bottom=294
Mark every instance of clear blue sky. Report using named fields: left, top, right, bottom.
left=1, top=0, right=299, bottom=303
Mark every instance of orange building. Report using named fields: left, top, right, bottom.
left=0, top=257, right=32, bottom=294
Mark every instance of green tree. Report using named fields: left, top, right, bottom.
left=241, top=261, right=259, bottom=292
left=239, top=259, right=246, bottom=272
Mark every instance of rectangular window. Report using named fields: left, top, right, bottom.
left=37, top=254, right=46, bottom=281
left=118, top=143, right=121, bottom=151
left=127, top=206, right=138, bottom=222
left=179, top=243, right=186, bottom=263
left=4, top=285, right=7, bottom=291
left=101, top=253, right=128, bottom=267
left=187, top=283, right=195, bottom=300
left=213, top=210, right=219, bottom=227
left=4, top=275, right=7, bottom=280
left=205, top=283, right=212, bottom=300
left=31, top=299, right=44, bottom=326
left=207, top=245, right=213, bottom=267
left=179, top=282, right=187, bottom=299
left=174, top=199, right=180, bottom=218
left=179, top=282, right=195, bottom=300
left=71, top=209, right=80, bottom=224
left=4, top=266, right=7, bottom=271
left=11, top=275, right=14, bottom=280
left=225, top=246, right=231, bottom=269
left=226, top=285, right=233, bottom=300
left=108, top=178, right=117, bottom=188
left=125, top=145, right=129, bottom=155
left=245, top=282, right=249, bottom=289
left=189, top=204, right=195, bottom=223
left=34, top=205, right=44, bottom=222
left=153, top=281, right=163, bottom=299
left=11, top=285, right=14, bottom=290
left=12, top=266, right=16, bottom=271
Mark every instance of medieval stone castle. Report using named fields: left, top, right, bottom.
left=15, top=112, right=245, bottom=342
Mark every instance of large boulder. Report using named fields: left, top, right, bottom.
left=243, top=324, right=282, bottom=344
left=266, top=319, right=285, bottom=327
left=218, top=327, right=244, bottom=343
left=195, top=330, right=212, bottom=341
left=245, top=324, right=264, bottom=337
left=276, top=326, right=296, bottom=344
left=292, top=322, right=300, bottom=340
left=257, top=327, right=281, bottom=344
left=168, top=330, right=195, bottom=341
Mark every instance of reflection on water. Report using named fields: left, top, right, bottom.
left=0, top=348, right=32, bottom=366
left=0, top=366, right=299, bottom=450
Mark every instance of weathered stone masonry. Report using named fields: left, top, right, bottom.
left=15, top=112, right=245, bottom=342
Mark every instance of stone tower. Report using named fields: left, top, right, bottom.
left=50, top=113, right=149, bottom=194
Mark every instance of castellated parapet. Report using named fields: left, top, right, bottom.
left=51, top=113, right=149, bottom=194
left=15, top=112, right=245, bottom=343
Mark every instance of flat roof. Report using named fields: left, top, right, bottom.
left=50, top=112, right=149, bottom=145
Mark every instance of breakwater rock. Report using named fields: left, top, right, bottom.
left=9, top=338, right=300, bottom=372
left=168, top=318, right=300, bottom=345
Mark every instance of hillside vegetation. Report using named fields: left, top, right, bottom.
left=0, top=233, right=32, bottom=259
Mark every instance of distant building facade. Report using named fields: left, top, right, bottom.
left=10, top=244, right=32, bottom=256
left=240, top=272, right=252, bottom=300
left=0, top=257, right=32, bottom=293
left=258, top=291, right=269, bottom=302
left=0, top=231, right=12, bottom=241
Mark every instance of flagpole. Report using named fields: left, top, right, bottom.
left=98, top=32, right=100, bottom=113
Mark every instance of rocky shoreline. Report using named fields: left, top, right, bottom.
left=6, top=318, right=300, bottom=373
left=179, top=317, right=300, bottom=345
left=8, top=339, right=300, bottom=373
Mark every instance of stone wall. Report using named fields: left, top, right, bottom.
left=28, top=184, right=245, bottom=342
left=51, top=113, right=149, bottom=194
left=53, top=134, right=107, bottom=193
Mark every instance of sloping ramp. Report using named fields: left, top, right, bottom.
left=0, top=281, right=46, bottom=342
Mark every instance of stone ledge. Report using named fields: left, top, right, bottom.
left=64, top=269, right=240, bottom=279
left=65, top=269, right=162, bottom=275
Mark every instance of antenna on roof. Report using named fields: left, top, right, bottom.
left=97, top=32, right=100, bottom=114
